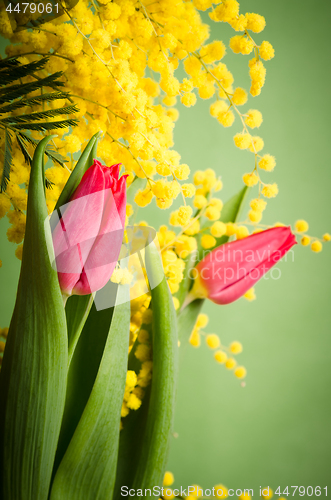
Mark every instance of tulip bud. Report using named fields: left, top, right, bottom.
left=190, top=226, right=296, bottom=305
left=52, top=159, right=127, bottom=296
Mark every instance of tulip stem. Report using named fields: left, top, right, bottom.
left=180, top=292, right=197, bottom=311
left=62, top=294, right=68, bottom=308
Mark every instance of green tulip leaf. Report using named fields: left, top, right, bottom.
left=113, top=386, right=151, bottom=500
left=113, top=320, right=152, bottom=499
left=53, top=299, right=114, bottom=474
left=197, top=185, right=249, bottom=262
left=87, top=131, right=101, bottom=169
left=0, top=136, right=68, bottom=500
left=131, top=241, right=178, bottom=490
left=177, top=298, right=204, bottom=342
left=54, top=131, right=101, bottom=211
left=51, top=282, right=130, bottom=500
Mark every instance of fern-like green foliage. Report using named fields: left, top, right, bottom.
left=0, top=56, right=80, bottom=192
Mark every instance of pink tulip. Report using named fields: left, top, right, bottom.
left=190, top=226, right=296, bottom=305
left=52, top=159, right=127, bottom=296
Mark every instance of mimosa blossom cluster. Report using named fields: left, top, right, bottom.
left=161, top=472, right=277, bottom=500
left=0, top=0, right=275, bottom=261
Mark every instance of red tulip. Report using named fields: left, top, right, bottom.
left=191, top=226, right=296, bottom=305
left=52, top=159, right=127, bottom=296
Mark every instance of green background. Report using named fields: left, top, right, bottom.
left=1, top=0, right=330, bottom=495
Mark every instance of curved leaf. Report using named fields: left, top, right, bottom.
left=51, top=283, right=130, bottom=500
left=0, top=136, right=68, bottom=500
left=197, top=186, right=249, bottom=262
left=131, top=241, right=178, bottom=489
left=54, top=132, right=101, bottom=211
left=177, top=298, right=204, bottom=342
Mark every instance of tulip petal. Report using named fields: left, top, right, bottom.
left=72, top=183, right=126, bottom=295
left=198, top=227, right=297, bottom=304
left=53, top=160, right=127, bottom=297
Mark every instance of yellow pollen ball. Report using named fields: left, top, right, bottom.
left=217, top=109, right=235, bottom=127
left=191, top=485, right=203, bottom=497
left=200, top=41, right=226, bottom=64
left=163, top=489, right=175, bottom=500
left=261, top=488, right=274, bottom=499
left=232, top=87, right=248, bottom=106
left=243, top=172, right=259, bottom=187
left=172, top=297, right=180, bottom=310
left=311, top=241, right=322, bottom=253
left=234, top=366, right=247, bottom=379
left=214, top=350, right=227, bottom=364
left=230, top=35, right=254, bottom=55
left=259, top=41, right=275, bottom=60
left=301, top=236, right=310, bottom=246
left=214, top=484, right=229, bottom=499
left=196, top=313, right=209, bottom=328
left=323, top=233, right=331, bottom=241
left=214, top=179, right=223, bottom=191
left=245, top=109, right=263, bottom=128
left=248, top=210, right=262, bottom=223
left=211, top=0, right=239, bottom=22
left=182, top=183, right=196, bottom=198
left=206, top=334, right=221, bottom=349
left=184, top=219, right=200, bottom=235
left=295, top=219, right=309, bottom=233
left=262, top=183, right=278, bottom=198
left=201, top=234, right=216, bottom=249
left=211, top=221, right=227, bottom=238
left=194, top=195, right=208, bottom=209
left=189, top=329, right=201, bottom=347
left=225, top=358, right=237, bottom=370
left=250, top=198, right=267, bottom=212
left=248, top=136, right=264, bottom=153
left=226, top=222, right=237, bottom=236
left=193, top=170, right=205, bottom=185
left=205, top=206, right=221, bottom=221
left=126, top=370, right=138, bottom=388
left=135, top=343, right=151, bottom=362
left=259, top=154, right=276, bottom=172
left=245, top=13, right=266, bottom=33
left=209, top=198, right=223, bottom=210
left=174, top=164, right=190, bottom=180
left=244, top=288, right=256, bottom=301
left=236, top=226, right=250, bottom=239
left=230, top=341, right=243, bottom=354
left=239, top=493, right=252, bottom=500
left=181, top=92, right=197, bottom=107
left=15, top=244, right=23, bottom=261
left=127, top=393, right=142, bottom=410
left=163, top=471, right=175, bottom=486
left=234, top=133, right=251, bottom=150
left=177, top=206, right=193, bottom=226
